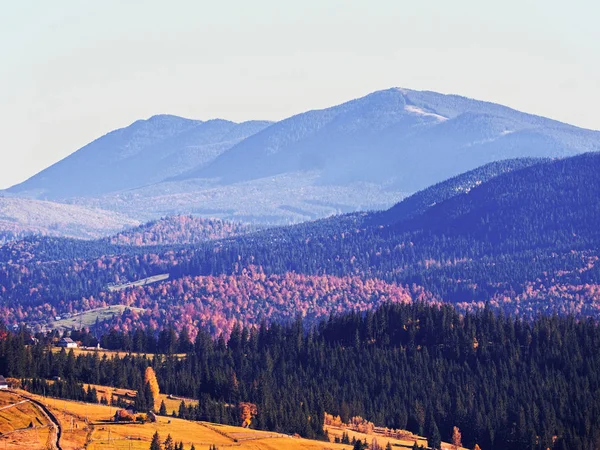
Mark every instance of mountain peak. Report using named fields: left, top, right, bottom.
left=5, top=88, right=600, bottom=225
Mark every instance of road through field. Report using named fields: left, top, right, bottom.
left=13, top=392, right=63, bottom=450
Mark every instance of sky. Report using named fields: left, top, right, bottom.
left=1, top=0, right=598, bottom=189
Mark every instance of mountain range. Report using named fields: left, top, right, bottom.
left=4, top=87, right=600, bottom=234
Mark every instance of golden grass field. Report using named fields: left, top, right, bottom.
left=0, top=391, right=54, bottom=449
left=82, top=383, right=198, bottom=416
left=2, top=386, right=465, bottom=450
left=3, top=390, right=353, bottom=450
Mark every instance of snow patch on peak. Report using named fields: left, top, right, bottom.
left=404, top=105, right=447, bottom=121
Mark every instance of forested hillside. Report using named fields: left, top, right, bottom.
left=0, top=154, right=599, bottom=334
left=373, top=157, right=546, bottom=225
left=3, top=303, right=599, bottom=449
left=106, top=215, right=255, bottom=246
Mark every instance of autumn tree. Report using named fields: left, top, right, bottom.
left=452, top=426, right=462, bottom=449
left=145, top=366, right=160, bottom=409
left=239, top=402, right=257, bottom=428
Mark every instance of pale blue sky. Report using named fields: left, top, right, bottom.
left=1, top=0, right=598, bottom=188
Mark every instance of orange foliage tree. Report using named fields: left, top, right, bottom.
left=144, top=367, right=160, bottom=409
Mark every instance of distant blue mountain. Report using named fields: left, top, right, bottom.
left=183, top=88, right=600, bottom=193
left=7, top=115, right=272, bottom=199
left=6, top=88, right=600, bottom=225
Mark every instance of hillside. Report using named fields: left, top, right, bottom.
left=7, top=88, right=600, bottom=225
left=106, top=215, right=255, bottom=246
left=190, top=88, right=600, bottom=191
left=3, top=302, right=600, bottom=449
left=372, top=157, right=547, bottom=225
left=0, top=196, right=139, bottom=244
left=7, top=115, right=271, bottom=200
left=0, top=391, right=352, bottom=450
left=1, top=153, right=599, bottom=334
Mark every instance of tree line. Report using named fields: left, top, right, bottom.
left=2, top=302, right=600, bottom=449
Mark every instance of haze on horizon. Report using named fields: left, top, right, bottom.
left=1, top=0, right=598, bottom=189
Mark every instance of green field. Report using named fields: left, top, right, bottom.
left=49, top=305, right=146, bottom=331
left=107, top=273, right=169, bottom=292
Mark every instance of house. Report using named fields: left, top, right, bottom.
left=0, top=375, right=8, bottom=390
left=57, top=337, right=78, bottom=348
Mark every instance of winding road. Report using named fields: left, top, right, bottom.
left=10, top=391, right=63, bottom=450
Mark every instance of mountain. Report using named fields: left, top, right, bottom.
left=6, top=88, right=600, bottom=225
left=188, top=88, right=600, bottom=193
left=7, top=115, right=272, bottom=199
left=373, top=156, right=547, bottom=225
left=0, top=196, right=139, bottom=243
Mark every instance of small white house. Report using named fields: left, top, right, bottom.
left=0, top=375, right=8, bottom=390
left=57, top=337, right=78, bottom=349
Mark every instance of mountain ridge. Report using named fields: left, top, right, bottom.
left=7, top=115, right=273, bottom=199
left=5, top=87, right=600, bottom=226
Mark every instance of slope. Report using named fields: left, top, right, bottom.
left=2, top=154, right=600, bottom=331
left=373, top=157, right=547, bottom=225
left=7, top=115, right=271, bottom=200
left=8, top=88, right=600, bottom=225
left=0, top=196, right=139, bottom=243
left=190, top=88, right=600, bottom=193
left=105, top=215, right=255, bottom=246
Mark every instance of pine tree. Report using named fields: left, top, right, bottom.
left=341, top=431, right=350, bottom=444
left=426, top=411, right=441, bottom=450
left=163, top=434, right=175, bottom=450
left=159, top=400, right=167, bottom=416
left=134, top=381, right=147, bottom=412
left=353, top=439, right=366, bottom=450
left=150, top=431, right=162, bottom=450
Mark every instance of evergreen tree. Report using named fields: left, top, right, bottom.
left=163, top=434, right=174, bottom=450
left=426, top=411, right=441, bottom=450
left=150, top=431, right=162, bottom=450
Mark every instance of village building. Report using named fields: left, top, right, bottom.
left=0, top=375, right=9, bottom=390
left=57, top=337, right=78, bottom=348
